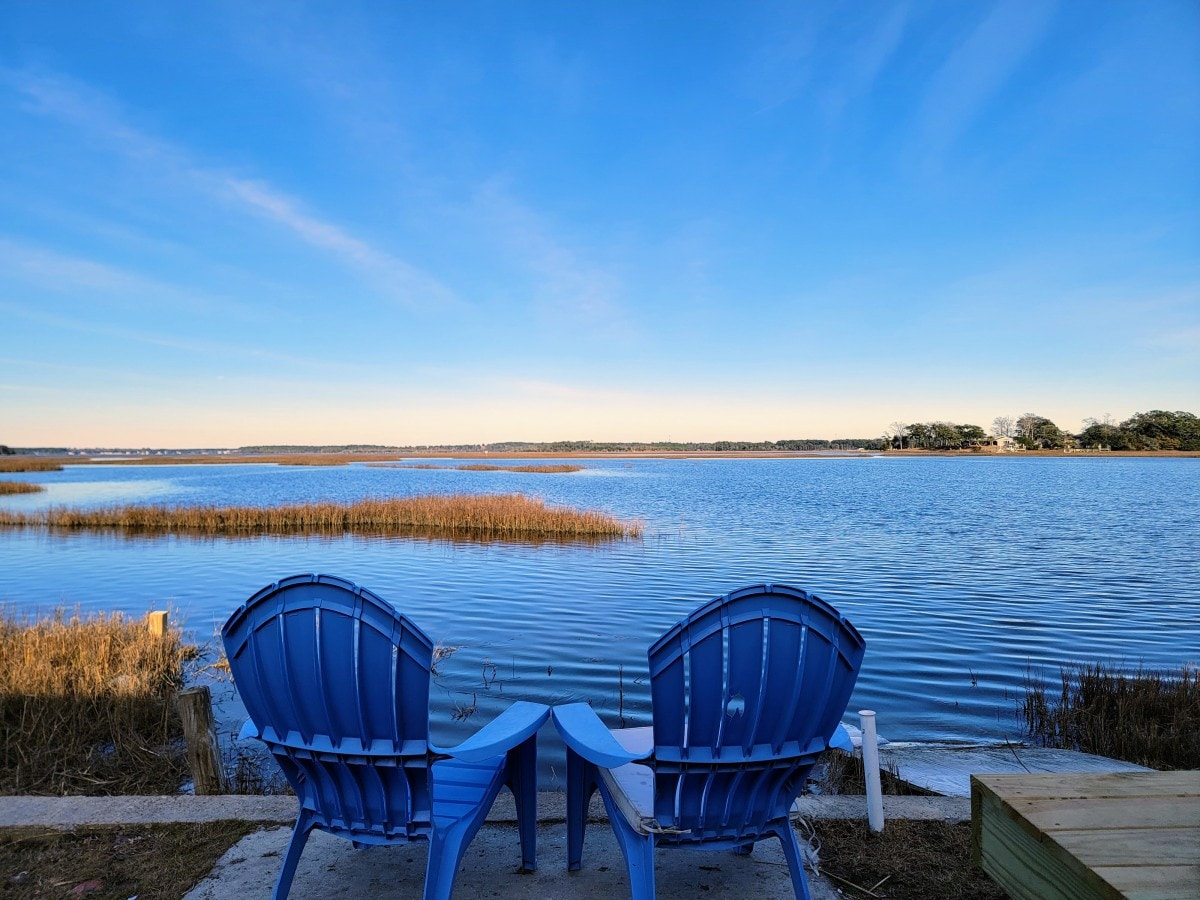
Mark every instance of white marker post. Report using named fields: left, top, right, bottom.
left=860, top=709, right=884, bottom=833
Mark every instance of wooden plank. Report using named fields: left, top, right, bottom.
left=974, top=788, right=1122, bottom=900
left=973, top=772, right=1200, bottom=900
left=974, top=771, right=1199, bottom=801
left=1013, top=796, right=1200, bottom=831
left=1051, top=826, right=1200, bottom=866
left=1090, top=865, right=1200, bottom=900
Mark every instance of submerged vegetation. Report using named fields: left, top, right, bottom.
left=0, top=494, right=641, bottom=539
left=0, top=610, right=191, bottom=795
left=0, top=481, right=44, bottom=494
left=1021, top=662, right=1199, bottom=770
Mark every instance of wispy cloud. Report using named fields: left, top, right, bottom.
left=0, top=237, right=258, bottom=324
left=910, top=0, right=1058, bottom=173
left=221, top=177, right=458, bottom=309
left=469, top=179, right=630, bottom=336
left=5, top=67, right=456, bottom=310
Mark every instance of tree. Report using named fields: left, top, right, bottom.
left=1120, top=410, right=1200, bottom=451
left=1079, top=416, right=1129, bottom=450
left=0, top=445, right=13, bottom=455
left=956, top=424, right=988, bottom=446
left=888, top=422, right=908, bottom=450
left=931, top=421, right=961, bottom=448
left=906, top=423, right=932, bottom=449
left=991, top=416, right=1015, bottom=438
left=1015, top=413, right=1065, bottom=449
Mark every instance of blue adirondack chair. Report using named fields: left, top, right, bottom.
left=221, top=574, right=550, bottom=900
left=553, top=583, right=866, bottom=900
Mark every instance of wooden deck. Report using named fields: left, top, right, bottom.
left=971, top=770, right=1200, bottom=899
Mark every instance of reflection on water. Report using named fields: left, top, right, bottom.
left=2, top=456, right=1198, bottom=755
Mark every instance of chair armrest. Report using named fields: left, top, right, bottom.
left=238, top=718, right=259, bottom=741
left=433, top=700, right=550, bottom=763
left=827, top=723, right=854, bottom=752
left=552, top=703, right=643, bottom=769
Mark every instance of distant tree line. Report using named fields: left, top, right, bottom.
left=884, top=409, right=1199, bottom=451
left=1076, top=410, right=1200, bottom=451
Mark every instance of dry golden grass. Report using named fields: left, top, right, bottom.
left=0, top=610, right=190, bottom=795
left=0, top=493, right=641, bottom=538
left=1023, top=662, right=1199, bottom=770
left=0, top=459, right=63, bottom=473
left=372, top=463, right=584, bottom=473
left=0, top=480, right=44, bottom=494
left=454, top=464, right=584, bottom=473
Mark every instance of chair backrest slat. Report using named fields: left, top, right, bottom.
left=222, top=574, right=435, bottom=838
left=646, top=584, right=865, bottom=837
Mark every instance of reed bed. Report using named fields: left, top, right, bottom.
left=81, top=453, right=398, bottom=467
left=0, top=494, right=642, bottom=538
left=454, top=464, right=584, bottom=473
left=0, top=480, right=44, bottom=494
left=1022, top=662, right=1199, bottom=770
left=0, top=610, right=190, bottom=795
left=373, top=463, right=584, bottom=473
left=0, top=458, right=63, bottom=473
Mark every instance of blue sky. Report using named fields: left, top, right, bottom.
left=1, top=2, right=1197, bottom=447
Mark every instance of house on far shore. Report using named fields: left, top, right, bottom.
left=995, top=437, right=1020, bottom=452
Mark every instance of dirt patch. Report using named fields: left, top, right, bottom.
left=1, top=821, right=257, bottom=899
left=811, top=819, right=1006, bottom=900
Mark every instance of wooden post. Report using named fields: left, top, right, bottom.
left=177, top=686, right=226, bottom=795
left=147, top=610, right=168, bottom=638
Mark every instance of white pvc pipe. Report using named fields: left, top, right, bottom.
left=859, top=709, right=884, bottom=833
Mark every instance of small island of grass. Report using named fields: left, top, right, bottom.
left=372, top=463, right=584, bottom=473
left=0, top=493, right=641, bottom=539
left=0, top=458, right=63, bottom=473
left=0, top=480, right=45, bottom=495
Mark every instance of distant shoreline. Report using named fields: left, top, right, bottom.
left=4, top=448, right=1198, bottom=467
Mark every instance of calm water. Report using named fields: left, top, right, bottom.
left=2, top=456, right=1197, bottom=762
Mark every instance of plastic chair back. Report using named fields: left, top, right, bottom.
left=222, top=573, right=435, bottom=838
left=646, top=584, right=865, bottom=839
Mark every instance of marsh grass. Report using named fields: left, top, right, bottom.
left=0, top=494, right=641, bottom=539
left=372, top=463, right=584, bottom=473
left=454, top=464, right=584, bottom=473
left=1022, top=662, right=1199, bottom=769
left=0, top=459, right=63, bottom=473
left=814, top=749, right=934, bottom=796
left=0, top=610, right=192, bottom=795
left=0, top=481, right=44, bottom=494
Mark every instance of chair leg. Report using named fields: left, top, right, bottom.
left=734, top=841, right=754, bottom=856
left=424, top=821, right=474, bottom=900
left=273, top=810, right=315, bottom=900
left=507, top=737, right=539, bottom=872
left=777, top=823, right=813, bottom=900
left=565, top=750, right=596, bottom=872
left=607, top=806, right=656, bottom=900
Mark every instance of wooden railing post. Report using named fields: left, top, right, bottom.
left=147, top=610, right=169, bottom=637
left=177, top=685, right=226, bottom=795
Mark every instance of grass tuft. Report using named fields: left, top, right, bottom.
left=371, top=463, right=584, bottom=473
left=1021, top=662, right=1199, bottom=770
left=0, top=459, right=62, bottom=473
left=0, top=494, right=641, bottom=539
left=453, top=463, right=583, bottom=473
left=0, top=610, right=191, bottom=795
left=0, top=480, right=44, bottom=494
